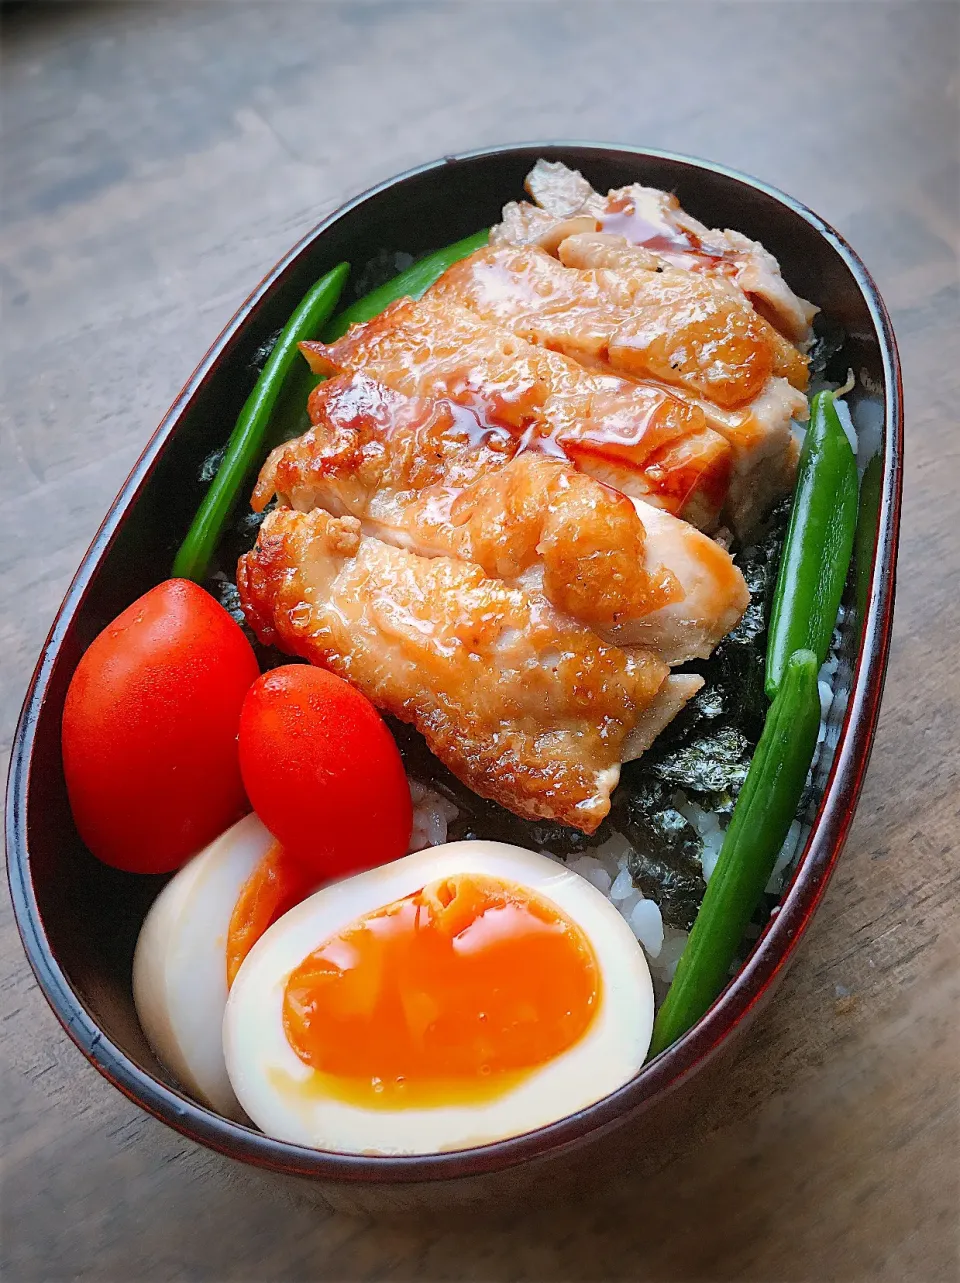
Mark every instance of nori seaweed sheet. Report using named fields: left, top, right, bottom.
left=612, top=497, right=792, bottom=926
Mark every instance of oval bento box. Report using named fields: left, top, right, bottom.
left=6, top=143, right=902, bottom=1212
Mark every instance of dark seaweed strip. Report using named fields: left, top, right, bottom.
left=613, top=498, right=793, bottom=926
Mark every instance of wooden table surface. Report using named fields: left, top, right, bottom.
left=2, top=3, right=957, bottom=1279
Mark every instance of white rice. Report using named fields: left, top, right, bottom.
left=792, top=388, right=859, bottom=464
left=810, top=620, right=844, bottom=771
left=565, top=840, right=677, bottom=978
left=766, top=821, right=803, bottom=894
left=676, top=796, right=725, bottom=883
left=832, top=395, right=859, bottom=455
left=407, top=779, right=459, bottom=852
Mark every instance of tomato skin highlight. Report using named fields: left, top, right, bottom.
left=238, top=665, right=412, bottom=881
left=61, top=579, right=260, bottom=874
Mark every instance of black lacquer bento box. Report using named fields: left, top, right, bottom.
left=6, top=144, right=901, bottom=1212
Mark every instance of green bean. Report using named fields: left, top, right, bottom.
left=765, top=390, right=859, bottom=699
left=649, top=649, right=821, bottom=1057
left=322, top=229, right=489, bottom=341
left=172, top=262, right=349, bottom=583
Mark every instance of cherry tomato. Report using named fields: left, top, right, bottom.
left=238, top=665, right=412, bottom=880
left=62, top=579, right=260, bottom=874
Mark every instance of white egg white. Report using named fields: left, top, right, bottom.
left=223, top=840, right=654, bottom=1155
left=132, top=812, right=275, bottom=1119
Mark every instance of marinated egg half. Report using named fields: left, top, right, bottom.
left=224, top=841, right=654, bottom=1154
left=132, top=813, right=310, bottom=1118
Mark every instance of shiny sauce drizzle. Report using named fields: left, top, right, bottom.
left=600, top=194, right=735, bottom=272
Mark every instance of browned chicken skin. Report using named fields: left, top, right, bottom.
left=258, top=374, right=680, bottom=628
left=255, top=373, right=749, bottom=664
left=426, top=240, right=806, bottom=537
left=235, top=161, right=816, bottom=831
left=300, top=293, right=733, bottom=532
left=431, top=241, right=807, bottom=409
left=511, top=159, right=819, bottom=347
left=553, top=233, right=810, bottom=392
left=238, top=507, right=692, bottom=832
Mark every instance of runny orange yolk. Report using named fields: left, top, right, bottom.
left=281, top=874, right=601, bottom=1108
left=226, top=843, right=310, bottom=988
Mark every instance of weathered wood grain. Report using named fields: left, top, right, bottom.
left=1, top=1, right=958, bottom=1279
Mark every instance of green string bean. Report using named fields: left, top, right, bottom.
left=765, top=391, right=859, bottom=699
left=321, top=229, right=489, bottom=341
left=649, top=648, right=822, bottom=1057
left=173, top=262, right=349, bottom=583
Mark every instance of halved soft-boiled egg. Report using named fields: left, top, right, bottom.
left=132, top=813, right=311, bottom=1118
left=223, top=841, right=654, bottom=1154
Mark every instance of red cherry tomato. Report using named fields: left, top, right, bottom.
left=238, top=665, right=412, bottom=880
left=62, top=579, right=260, bottom=874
